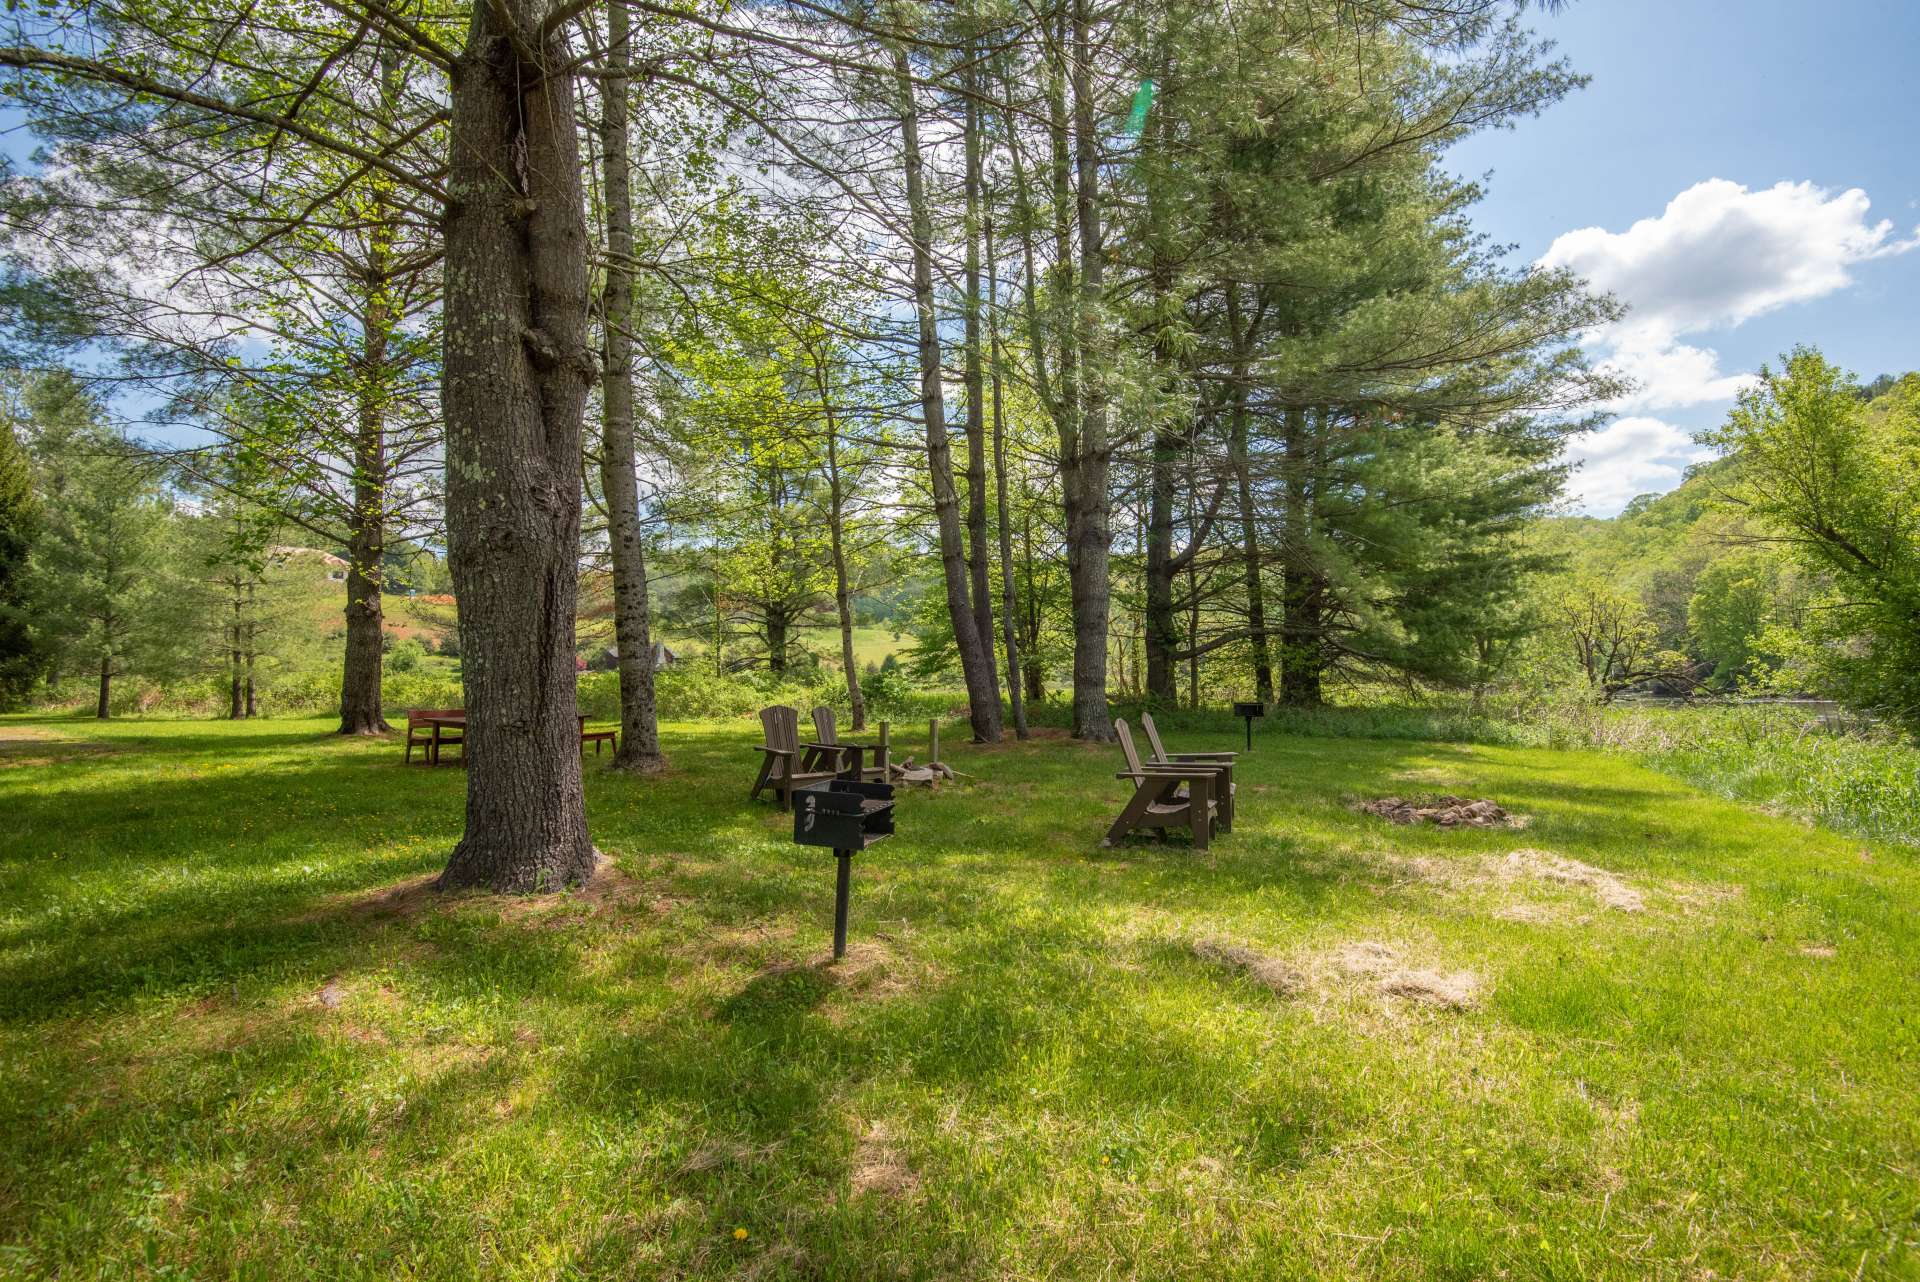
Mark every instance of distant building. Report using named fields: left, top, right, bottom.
left=594, top=641, right=678, bottom=671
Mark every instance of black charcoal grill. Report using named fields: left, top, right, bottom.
left=793, top=778, right=896, bottom=959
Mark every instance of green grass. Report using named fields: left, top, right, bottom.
left=1, top=715, right=1916, bottom=1279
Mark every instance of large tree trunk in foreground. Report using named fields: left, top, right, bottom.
left=891, top=36, right=1002, bottom=742
left=599, top=0, right=665, bottom=774
left=437, top=2, right=597, bottom=893
left=1064, top=0, right=1113, bottom=742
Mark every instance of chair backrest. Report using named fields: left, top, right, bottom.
left=760, top=705, right=801, bottom=754
left=1114, top=719, right=1146, bottom=776
left=407, top=707, right=463, bottom=728
left=1140, top=712, right=1170, bottom=763
left=811, top=705, right=839, bottom=745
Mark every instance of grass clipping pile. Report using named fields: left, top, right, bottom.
left=1360, top=795, right=1524, bottom=829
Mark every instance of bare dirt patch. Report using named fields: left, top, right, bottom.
left=678, top=1137, right=779, bottom=1175
left=1189, top=938, right=1303, bottom=996
left=846, top=1121, right=920, bottom=1200
left=1330, top=940, right=1481, bottom=1009
left=0, top=726, right=123, bottom=767
left=313, top=874, right=442, bottom=923
left=1798, top=942, right=1838, bottom=958
left=1494, top=848, right=1645, bottom=913
left=304, top=857, right=675, bottom=929
left=1358, top=796, right=1527, bottom=829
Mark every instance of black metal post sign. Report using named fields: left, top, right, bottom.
left=793, top=778, right=896, bottom=959
left=1233, top=700, right=1265, bottom=751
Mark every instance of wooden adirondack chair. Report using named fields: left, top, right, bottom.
left=1140, top=711, right=1237, bottom=833
left=1102, top=719, right=1216, bottom=850
left=750, top=705, right=849, bottom=810
left=801, top=706, right=890, bottom=782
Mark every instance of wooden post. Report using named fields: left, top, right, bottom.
left=877, top=721, right=890, bottom=778
left=929, top=718, right=940, bottom=790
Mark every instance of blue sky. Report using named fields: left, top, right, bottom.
left=1447, top=0, right=1920, bottom=514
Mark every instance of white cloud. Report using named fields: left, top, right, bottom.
left=1540, top=180, right=1919, bottom=424
left=1596, top=334, right=1757, bottom=412
left=1542, top=179, right=1919, bottom=339
left=1564, top=416, right=1714, bottom=516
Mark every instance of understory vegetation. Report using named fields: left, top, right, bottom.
left=2, top=716, right=1915, bottom=1279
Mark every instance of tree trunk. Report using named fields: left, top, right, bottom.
left=985, top=213, right=1027, bottom=738
left=820, top=378, right=866, bottom=731
left=599, top=0, right=665, bottom=773
left=1278, top=408, right=1324, bottom=707
left=1064, top=0, right=1114, bottom=741
left=1022, top=508, right=1044, bottom=704
left=890, top=35, right=1001, bottom=742
left=437, top=2, right=597, bottom=894
left=95, top=649, right=110, bottom=719
left=767, top=608, right=789, bottom=676
left=339, top=515, right=386, bottom=733
left=338, top=44, right=398, bottom=737
left=1226, top=289, right=1273, bottom=703
left=229, top=587, right=244, bottom=719
left=961, top=54, right=999, bottom=698
left=1144, top=427, right=1178, bottom=702
left=244, top=579, right=257, bottom=718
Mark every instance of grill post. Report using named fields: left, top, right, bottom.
left=833, top=850, right=852, bottom=959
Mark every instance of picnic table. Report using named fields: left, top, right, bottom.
left=406, top=711, right=616, bottom=767
left=417, top=713, right=466, bottom=766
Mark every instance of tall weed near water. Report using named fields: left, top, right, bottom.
left=1519, top=700, right=1920, bottom=847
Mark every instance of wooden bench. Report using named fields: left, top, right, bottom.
left=578, top=714, right=618, bottom=756
left=404, top=708, right=465, bottom=765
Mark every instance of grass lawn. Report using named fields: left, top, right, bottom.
left=1, top=715, right=1916, bottom=1280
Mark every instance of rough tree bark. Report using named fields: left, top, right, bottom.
left=338, top=42, right=401, bottom=736
left=1063, top=0, right=1114, bottom=741
left=1226, top=288, right=1273, bottom=702
left=1278, top=407, right=1325, bottom=707
left=961, top=54, right=1000, bottom=700
left=598, top=0, right=665, bottom=773
left=228, top=583, right=244, bottom=720
left=985, top=213, right=1028, bottom=738
left=889, top=35, right=1002, bottom=742
left=338, top=395, right=388, bottom=734
left=436, top=0, right=598, bottom=893
left=814, top=354, right=867, bottom=731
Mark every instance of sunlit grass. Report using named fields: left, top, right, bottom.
left=1, top=713, right=1915, bottom=1279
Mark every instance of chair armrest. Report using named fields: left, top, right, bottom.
left=1168, top=751, right=1237, bottom=762
left=1116, top=768, right=1213, bottom=782
left=755, top=746, right=795, bottom=757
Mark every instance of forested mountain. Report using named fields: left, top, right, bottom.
left=1536, top=362, right=1919, bottom=714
